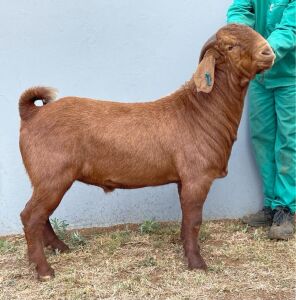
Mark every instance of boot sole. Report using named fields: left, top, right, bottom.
left=242, top=219, right=272, bottom=227
left=268, top=232, right=294, bottom=240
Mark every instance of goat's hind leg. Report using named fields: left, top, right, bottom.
left=43, top=220, right=70, bottom=253
left=21, top=184, right=71, bottom=281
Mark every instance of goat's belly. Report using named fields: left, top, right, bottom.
left=100, top=178, right=178, bottom=191
left=78, top=164, right=179, bottom=190
left=79, top=177, right=179, bottom=191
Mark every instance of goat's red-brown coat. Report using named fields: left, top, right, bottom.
left=19, top=24, right=275, bottom=280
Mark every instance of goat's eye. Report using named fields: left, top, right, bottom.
left=226, top=45, right=235, bottom=51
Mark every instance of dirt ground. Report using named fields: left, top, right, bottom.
left=0, top=220, right=295, bottom=300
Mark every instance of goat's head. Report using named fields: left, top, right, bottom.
left=194, top=24, right=275, bottom=93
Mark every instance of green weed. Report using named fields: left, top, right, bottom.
left=139, top=220, right=160, bottom=235
left=0, top=240, right=15, bottom=253
left=50, top=218, right=69, bottom=240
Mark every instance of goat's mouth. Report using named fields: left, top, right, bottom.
left=255, top=44, right=275, bottom=73
left=257, top=60, right=274, bottom=73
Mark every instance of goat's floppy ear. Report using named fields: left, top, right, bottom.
left=194, top=50, right=216, bottom=93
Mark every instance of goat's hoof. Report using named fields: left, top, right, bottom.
left=55, top=243, right=70, bottom=253
left=37, top=267, right=55, bottom=281
left=38, top=274, right=54, bottom=281
left=49, top=241, right=70, bottom=253
left=188, top=258, right=207, bottom=271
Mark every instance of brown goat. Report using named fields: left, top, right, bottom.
left=19, top=24, right=274, bottom=280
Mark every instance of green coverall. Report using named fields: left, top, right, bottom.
left=227, top=0, right=296, bottom=213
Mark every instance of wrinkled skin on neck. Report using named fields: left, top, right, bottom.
left=170, top=63, right=249, bottom=180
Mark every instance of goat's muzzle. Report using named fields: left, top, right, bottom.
left=255, top=44, right=275, bottom=71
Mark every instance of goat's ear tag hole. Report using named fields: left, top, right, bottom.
left=205, top=72, right=212, bottom=86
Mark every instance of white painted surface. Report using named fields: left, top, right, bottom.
left=0, top=0, right=263, bottom=235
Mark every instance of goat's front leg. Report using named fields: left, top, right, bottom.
left=178, top=183, right=185, bottom=242
left=179, top=178, right=211, bottom=270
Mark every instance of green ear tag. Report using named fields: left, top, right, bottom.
left=205, top=72, right=212, bottom=86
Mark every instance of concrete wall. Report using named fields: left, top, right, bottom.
left=0, top=0, right=263, bottom=235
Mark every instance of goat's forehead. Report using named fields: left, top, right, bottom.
left=217, top=24, right=261, bottom=42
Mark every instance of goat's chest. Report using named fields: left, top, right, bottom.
left=175, top=141, right=231, bottom=180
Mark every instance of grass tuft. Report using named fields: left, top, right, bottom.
left=107, top=230, right=132, bottom=253
left=50, top=218, right=69, bottom=241
left=0, top=239, right=15, bottom=253
left=50, top=218, right=87, bottom=249
left=139, top=220, right=160, bottom=235
left=69, top=231, right=86, bottom=247
left=138, top=256, right=157, bottom=267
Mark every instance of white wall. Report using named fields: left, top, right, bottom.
left=0, top=0, right=263, bottom=235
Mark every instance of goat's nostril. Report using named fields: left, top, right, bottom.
left=260, top=47, right=273, bottom=56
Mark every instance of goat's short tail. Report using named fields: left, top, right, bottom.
left=19, top=86, right=58, bottom=121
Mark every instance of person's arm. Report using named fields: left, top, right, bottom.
left=267, top=1, right=296, bottom=62
left=226, top=0, right=255, bottom=28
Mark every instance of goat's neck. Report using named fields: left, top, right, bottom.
left=186, top=67, right=247, bottom=122
left=179, top=66, right=249, bottom=157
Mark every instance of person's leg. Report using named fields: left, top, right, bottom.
left=243, top=80, right=276, bottom=226
left=269, top=85, right=295, bottom=239
left=273, top=84, right=296, bottom=213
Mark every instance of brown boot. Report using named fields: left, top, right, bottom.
left=269, top=207, right=295, bottom=240
left=242, top=207, right=273, bottom=227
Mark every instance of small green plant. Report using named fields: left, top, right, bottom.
left=50, top=218, right=69, bottom=240
left=253, top=228, right=262, bottom=241
left=50, top=218, right=86, bottom=248
left=0, top=240, right=17, bottom=253
left=107, top=230, right=131, bottom=253
left=111, top=230, right=131, bottom=243
left=138, top=256, right=157, bottom=267
left=140, top=220, right=160, bottom=235
left=229, top=223, right=249, bottom=233
left=199, top=223, right=211, bottom=241
left=241, top=224, right=249, bottom=233
left=69, top=231, right=86, bottom=247
left=0, top=240, right=15, bottom=253
left=208, top=261, right=225, bottom=273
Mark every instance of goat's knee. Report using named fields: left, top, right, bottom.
left=20, top=207, right=31, bottom=227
